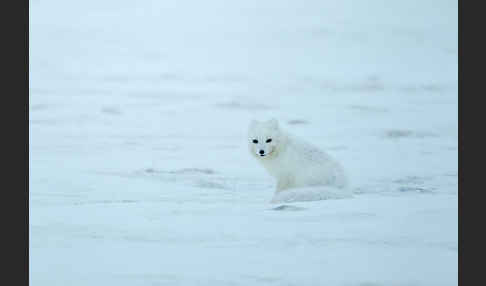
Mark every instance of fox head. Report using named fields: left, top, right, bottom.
left=248, top=119, right=283, bottom=159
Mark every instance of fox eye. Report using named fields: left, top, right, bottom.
left=266, top=138, right=272, bottom=143
left=252, top=139, right=258, bottom=144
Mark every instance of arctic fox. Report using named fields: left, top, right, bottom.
left=248, top=119, right=350, bottom=202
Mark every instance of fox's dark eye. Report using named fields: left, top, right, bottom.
left=252, top=139, right=258, bottom=144
left=266, top=138, right=272, bottom=143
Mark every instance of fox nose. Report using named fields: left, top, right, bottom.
left=259, top=150, right=265, bottom=155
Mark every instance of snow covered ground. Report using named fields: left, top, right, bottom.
left=29, top=0, right=457, bottom=285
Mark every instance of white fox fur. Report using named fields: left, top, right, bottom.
left=248, top=119, right=350, bottom=202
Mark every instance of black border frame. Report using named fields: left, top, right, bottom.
left=1, top=0, right=29, bottom=285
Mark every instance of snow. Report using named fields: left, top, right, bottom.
left=270, top=186, right=353, bottom=203
left=29, top=0, right=458, bottom=285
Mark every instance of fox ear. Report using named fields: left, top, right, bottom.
left=268, top=118, right=279, bottom=129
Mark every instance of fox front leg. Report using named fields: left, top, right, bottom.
left=276, top=175, right=294, bottom=192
